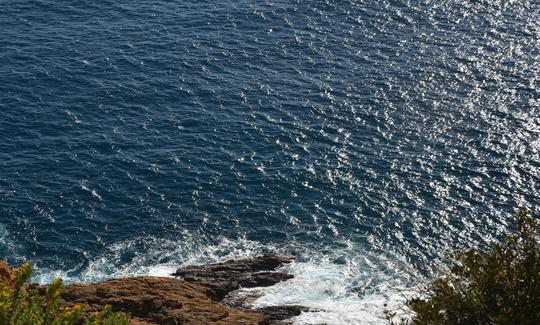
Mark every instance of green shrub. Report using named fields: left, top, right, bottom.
left=388, top=209, right=540, bottom=325
left=0, top=262, right=129, bottom=325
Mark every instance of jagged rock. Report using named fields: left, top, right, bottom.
left=170, top=254, right=310, bottom=324
left=62, top=276, right=264, bottom=325
left=257, top=305, right=311, bottom=325
left=2, top=255, right=309, bottom=324
left=172, top=254, right=295, bottom=300
left=221, top=288, right=265, bottom=309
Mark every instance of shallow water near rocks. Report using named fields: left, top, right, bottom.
left=1, top=0, right=539, bottom=323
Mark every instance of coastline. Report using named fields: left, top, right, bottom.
left=1, top=255, right=307, bottom=325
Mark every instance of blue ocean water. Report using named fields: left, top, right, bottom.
left=1, top=0, right=539, bottom=323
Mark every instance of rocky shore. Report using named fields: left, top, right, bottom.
left=3, top=255, right=308, bottom=324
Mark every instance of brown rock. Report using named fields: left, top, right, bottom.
left=62, top=276, right=264, bottom=325
left=2, top=254, right=309, bottom=324
left=0, top=261, right=13, bottom=287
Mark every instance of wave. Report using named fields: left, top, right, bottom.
left=31, top=235, right=415, bottom=324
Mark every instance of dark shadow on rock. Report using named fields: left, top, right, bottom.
left=61, top=276, right=264, bottom=325
left=172, top=254, right=295, bottom=301
left=257, top=305, right=311, bottom=325
left=52, top=254, right=310, bottom=324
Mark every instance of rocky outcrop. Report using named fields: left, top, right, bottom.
left=61, top=276, right=264, bottom=325
left=172, top=255, right=295, bottom=300
left=59, top=254, right=307, bottom=324
left=171, top=254, right=307, bottom=324
left=0, top=256, right=307, bottom=324
left=256, top=306, right=311, bottom=325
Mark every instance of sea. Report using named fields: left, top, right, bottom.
left=0, top=0, right=538, bottom=323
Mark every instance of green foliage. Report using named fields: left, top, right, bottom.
left=388, top=209, right=540, bottom=325
left=85, top=306, right=130, bottom=325
left=0, top=263, right=129, bottom=325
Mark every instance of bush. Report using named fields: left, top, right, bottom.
left=388, top=209, right=540, bottom=325
left=0, top=262, right=129, bottom=325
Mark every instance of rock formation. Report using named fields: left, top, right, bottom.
left=172, top=255, right=295, bottom=300
left=0, top=261, right=13, bottom=287
left=61, top=254, right=307, bottom=324
left=1, top=255, right=307, bottom=324
left=61, top=276, right=264, bottom=325
left=171, top=254, right=309, bottom=324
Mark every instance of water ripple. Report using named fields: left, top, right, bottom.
left=0, top=0, right=539, bottom=323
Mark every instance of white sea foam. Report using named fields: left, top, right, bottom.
left=32, top=236, right=274, bottom=284
left=253, top=257, right=412, bottom=325
left=31, top=237, right=414, bottom=325
left=80, top=180, right=102, bottom=201
left=0, top=224, right=19, bottom=261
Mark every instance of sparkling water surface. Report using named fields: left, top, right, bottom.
left=1, top=0, right=539, bottom=323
